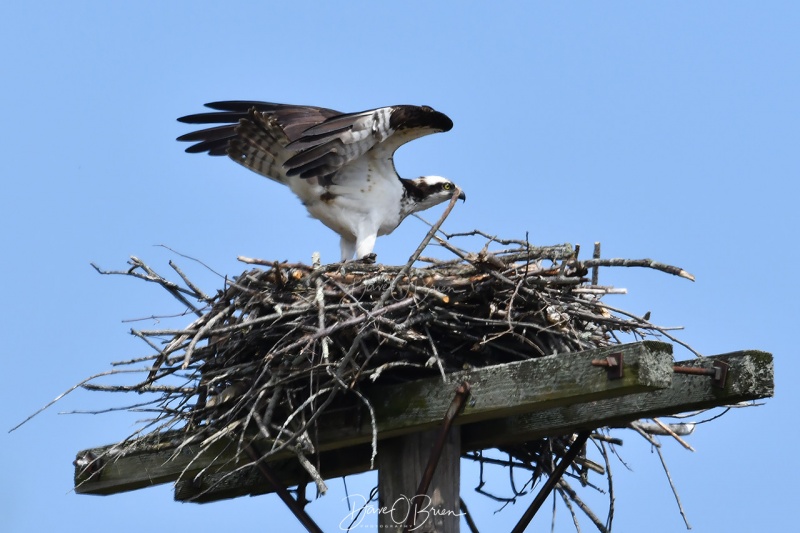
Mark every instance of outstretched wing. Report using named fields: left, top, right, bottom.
left=284, top=105, right=453, bottom=182
left=177, top=101, right=341, bottom=183
left=177, top=102, right=453, bottom=183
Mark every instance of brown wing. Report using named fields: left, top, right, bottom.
left=177, top=102, right=452, bottom=184
left=283, top=105, right=453, bottom=181
left=177, top=101, right=341, bottom=182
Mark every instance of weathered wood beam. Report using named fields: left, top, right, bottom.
left=74, top=341, right=673, bottom=496
left=461, top=348, right=773, bottom=450
left=174, top=348, right=772, bottom=502
left=173, top=444, right=375, bottom=502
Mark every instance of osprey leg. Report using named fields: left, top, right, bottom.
left=340, top=237, right=357, bottom=262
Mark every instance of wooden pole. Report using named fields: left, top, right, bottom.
left=378, top=426, right=461, bottom=533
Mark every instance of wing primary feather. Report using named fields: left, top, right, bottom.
left=204, top=101, right=283, bottom=112
left=178, top=111, right=245, bottom=124
left=207, top=146, right=230, bottom=156
left=177, top=124, right=237, bottom=142
left=183, top=137, right=234, bottom=155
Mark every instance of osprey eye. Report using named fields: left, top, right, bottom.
left=443, top=183, right=452, bottom=190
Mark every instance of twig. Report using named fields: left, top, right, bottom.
left=169, top=260, right=211, bottom=302
left=655, top=444, right=692, bottom=529
left=92, top=257, right=204, bottom=316
left=182, top=304, right=234, bottom=369
left=581, top=258, right=695, bottom=282
left=312, top=252, right=330, bottom=362
left=557, top=479, right=607, bottom=533
left=460, top=498, right=481, bottom=533
left=424, top=324, right=447, bottom=381
left=156, top=244, right=226, bottom=279
left=9, top=368, right=147, bottom=432
left=378, top=190, right=462, bottom=308
left=591, top=242, right=601, bottom=286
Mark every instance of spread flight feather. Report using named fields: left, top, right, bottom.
left=177, top=101, right=464, bottom=261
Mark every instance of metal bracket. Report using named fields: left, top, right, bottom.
left=591, top=352, right=624, bottom=380
left=672, top=360, right=729, bottom=389
left=712, top=360, right=729, bottom=389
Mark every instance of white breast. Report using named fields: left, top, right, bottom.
left=288, top=156, right=404, bottom=241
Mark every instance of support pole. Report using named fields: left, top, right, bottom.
left=378, top=427, right=461, bottom=533
left=378, top=382, right=469, bottom=533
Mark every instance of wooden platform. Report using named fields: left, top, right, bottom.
left=73, top=341, right=773, bottom=504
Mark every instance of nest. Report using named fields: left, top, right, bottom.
left=59, top=228, right=698, bottom=530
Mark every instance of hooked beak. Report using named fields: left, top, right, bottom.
left=457, top=189, right=466, bottom=202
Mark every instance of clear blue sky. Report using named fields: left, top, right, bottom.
left=2, top=2, right=795, bottom=532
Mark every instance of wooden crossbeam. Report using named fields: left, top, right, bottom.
left=462, top=348, right=773, bottom=449
left=174, top=348, right=773, bottom=502
left=74, top=341, right=674, bottom=497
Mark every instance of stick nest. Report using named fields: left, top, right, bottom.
left=66, top=230, right=697, bottom=530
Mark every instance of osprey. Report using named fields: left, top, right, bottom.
left=177, top=101, right=464, bottom=261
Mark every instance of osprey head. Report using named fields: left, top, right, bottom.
left=401, top=175, right=466, bottom=215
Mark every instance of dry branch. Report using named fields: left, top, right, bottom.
left=44, top=226, right=722, bottom=531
